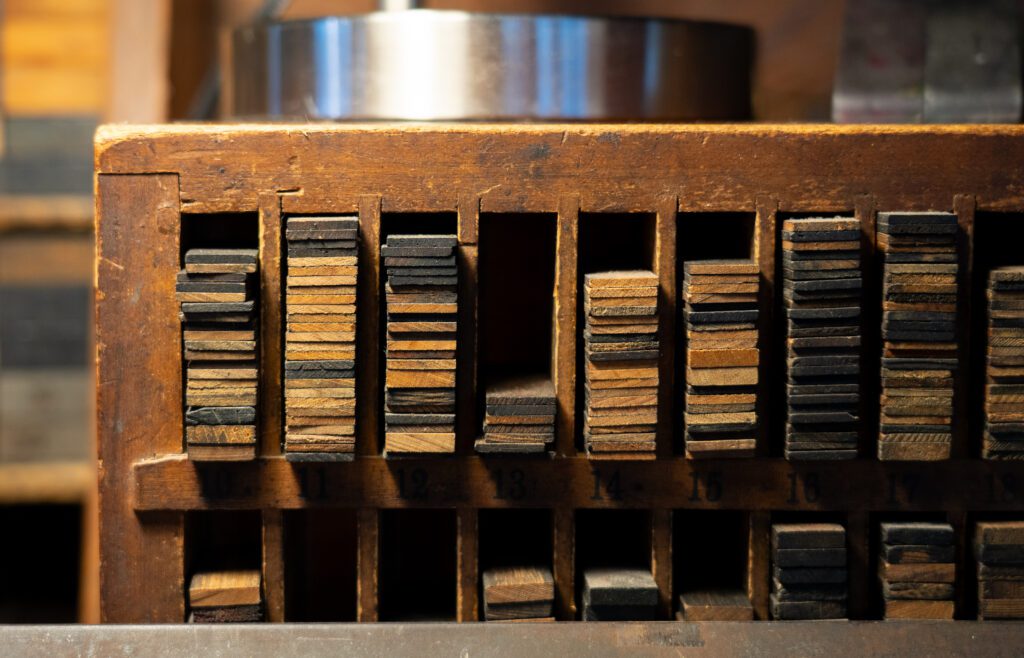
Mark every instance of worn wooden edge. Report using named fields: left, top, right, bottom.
left=132, top=454, right=1024, bottom=512
left=0, top=461, right=93, bottom=504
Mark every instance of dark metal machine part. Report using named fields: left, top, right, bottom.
left=834, top=0, right=1022, bottom=123
left=227, top=11, right=753, bottom=121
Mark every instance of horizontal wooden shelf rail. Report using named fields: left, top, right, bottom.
left=133, top=454, right=1024, bottom=512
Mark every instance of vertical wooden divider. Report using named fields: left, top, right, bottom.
left=954, top=194, right=976, bottom=459
left=553, top=507, right=575, bottom=620
left=457, top=194, right=480, bottom=455
left=754, top=197, right=778, bottom=457
left=97, top=174, right=185, bottom=622
left=356, top=508, right=380, bottom=622
left=357, top=195, right=381, bottom=457
left=651, top=509, right=673, bottom=619
left=554, top=196, right=579, bottom=456
left=258, top=192, right=283, bottom=456
left=950, top=512, right=971, bottom=619
left=456, top=508, right=479, bottom=621
left=856, top=195, right=879, bottom=460
left=262, top=510, right=286, bottom=621
left=846, top=511, right=871, bottom=619
left=655, top=196, right=678, bottom=459
left=747, top=511, right=770, bottom=620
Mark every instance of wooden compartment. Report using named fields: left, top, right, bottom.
left=95, top=124, right=1024, bottom=628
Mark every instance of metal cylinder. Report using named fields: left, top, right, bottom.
left=227, top=10, right=753, bottom=121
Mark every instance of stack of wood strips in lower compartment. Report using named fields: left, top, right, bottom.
left=284, top=216, right=359, bottom=460
left=581, top=568, right=658, bottom=621
left=984, top=266, right=1024, bottom=460
left=771, top=523, right=847, bottom=620
left=676, top=590, right=753, bottom=621
left=976, top=521, right=1024, bottom=620
left=476, top=375, right=555, bottom=454
left=188, top=570, right=263, bottom=623
left=879, top=522, right=955, bottom=619
left=582, top=270, right=659, bottom=459
left=177, top=248, right=258, bottom=461
left=481, top=566, right=555, bottom=621
left=781, top=218, right=861, bottom=461
left=682, top=260, right=760, bottom=459
left=878, top=211, right=959, bottom=461
left=382, top=234, right=458, bottom=455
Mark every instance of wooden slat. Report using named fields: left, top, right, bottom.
left=356, top=508, right=379, bottom=622
left=262, top=509, right=286, bottom=622
left=954, top=194, right=976, bottom=460
left=654, top=197, right=678, bottom=458
left=554, top=196, right=579, bottom=456
left=747, top=512, right=770, bottom=620
left=259, top=193, right=283, bottom=456
left=754, top=197, right=777, bottom=457
left=456, top=508, right=478, bottom=622
left=846, top=511, right=870, bottom=619
left=356, top=195, right=381, bottom=457
left=651, top=509, right=673, bottom=619
left=97, top=173, right=184, bottom=622
left=553, top=508, right=574, bottom=620
left=856, top=195, right=879, bottom=459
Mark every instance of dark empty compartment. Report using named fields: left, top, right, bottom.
left=673, top=510, right=748, bottom=602
left=379, top=509, right=457, bottom=621
left=575, top=509, right=652, bottom=617
left=577, top=212, right=658, bottom=451
left=180, top=212, right=259, bottom=259
left=284, top=509, right=357, bottom=621
left=478, top=213, right=557, bottom=436
left=970, top=213, right=1024, bottom=457
left=0, top=504, right=81, bottom=622
left=185, top=510, right=262, bottom=620
left=677, top=212, right=756, bottom=263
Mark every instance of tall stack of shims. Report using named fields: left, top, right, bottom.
left=677, top=590, right=753, bottom=621
left=188, top=570, right=263, bottom=623
left=782, top=218, right=861, bottom=460
left=879, top=522, right=955, bottom=619
left=682, top=260, right=760, bottom=458
left=476, top=375, right=556, bottom=454
left=984, top=267, right=1024, bottom=460
left=878, top=211, right=959, bottom=461
left=284, top=216, right=359, bottom=460
left=177, top=248, right=258, bottom=461
left=382, top=234, right=459, bottom=455
left=482, top=566, right=555, bottom=621
left=976, top=521, right=1024, bottom=620
left=582, top=271, right=659, bottom=459
left=581, top=568, right=659, bottom=621
left=771, top=523, right=847, bottom=620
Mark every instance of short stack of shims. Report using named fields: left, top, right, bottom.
left=771, top=523, right=848, bottom=620
left=382, top=234, right=459, bottom=455
left=975, top=521, right=1024, bottom=620
left=284, top=216, right=359, bottom=461
left=582, top=270, right=659, bottom=459
left=482, top=566, right=555, bottom=621
left=477, top=375, right=555, bottom=454
left=682, top=260, right=760, bottom=458
left=879, top=522, right=955, bottom=619
left=878, top=211, right=959, bottom=461
left=984, top=266, right=1024, bottom=460
left=188, top=570, right=263, bottom=623
left=782, top=218, right=861, bottom=461
left=178, top=248, right=258, bottom=461
left=581, top=568, right=659, bottom=621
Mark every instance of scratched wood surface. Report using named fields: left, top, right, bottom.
left=97, top=123, right=1024, bottom=623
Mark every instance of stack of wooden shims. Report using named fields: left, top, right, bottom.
left=188, top=570, right=263, bottom=623
left=782, top=218, right=861, bottom=461
left=878, top=211, right=959, bottom=461
left=177, top=248, right=258, bottom=461
left=771, top=523, right=847, bottom=620
left=984, top=266, right=1024, bottom=460
left=477, top=375, right=556, bottom=454
left=481, top=566, right=555, bottom=621
left=878, top=522, right=955, bottom=619
left=677, top=590, right=753, bottom=621
left=581, top=568, right=658, bottom=621
left=976, top=521, right=1024, bottom=620
left=382, top=235, right=458, bottom=455
left=682, top=260, right=759, bottom=458
left=284, top=216, right=359, bottom=460
left=582, top=271, right=659, bottom=458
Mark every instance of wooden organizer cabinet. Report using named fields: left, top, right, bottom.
left=96, top=123, right=1024, bottom=624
